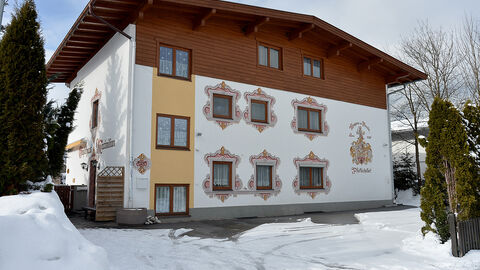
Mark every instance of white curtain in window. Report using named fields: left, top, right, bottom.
left=258, top=45, right=268, bottom=66
left=303, top=57, right=311, bottom=76
left=251, top=102, right=266, bottom=121
left=300, top=167, right=310, bottom=187
left=213, top=163, right=230, bottom=187
left=270, top=48, right=279, bottom=68
left=159, top=47, right=173, bottom=75
left=157, top=116, right=171, bottom=145
left=155, top=186, right=170, bottom=213
left=313, top=59, right=321, bottom=78
left=174, top=118, right=188, bottom=147
left=309, top=110, right=320, bottom=130
left=298, top=109, right=308, bottom=129
left=256, top=165, right=271, bottom=187
left=176, top=50, right=189, bottom=78
left=173, top=186, right=187, bottom=213
left=213, top=96, right=230, bottom=117
left=312, top=167, right=322, bottom=187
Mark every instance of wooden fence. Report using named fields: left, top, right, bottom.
left=95, top=166, right=124, bottom=221
left=448, top=214, right=480, bottom=257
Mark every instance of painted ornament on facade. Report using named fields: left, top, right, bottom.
left=243, top=88, right=277, bottom=132
left=292, top=151, right=331, bottom=198
left=203, top=146, right=243, bottom=202
left=89, top=88, right=101, bottom=132
left=248, top=149, right=282, bottom=200
left=349, top=121, right=373, bottom=165
left=133, top=153, right=151, bottom=175
left=291, top=97, right=329, bottom=140
left=203, top=81, right=242, bottom=130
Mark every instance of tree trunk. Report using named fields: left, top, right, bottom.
left=414, top=137, right=422, bottom=193
left=444, top=159, right=457, bottom=214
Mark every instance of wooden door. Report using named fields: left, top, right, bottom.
left=88, top=160, right=97, bottom=207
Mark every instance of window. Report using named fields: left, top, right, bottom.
left=156, top=113, right=190, bottom=150
left=258, top=43, right=281, bottom=69
left=212, top=161, right=232, bottom=190
left=92, top=100, right=99, bottom=129
left=155, top=184, right=189, bottom=215
left=299, top=166, right=323, bottom=189
left=212, top=94, right=233, bottom=119
left=251, top=99, right=268, bottom=123
left=303, top=56, right=323, bottom=78
left=158, top=43, right=191, bottom=79
left=297, top=106, right=322, bottom=133
left=256, top=165, right=272, bottom=190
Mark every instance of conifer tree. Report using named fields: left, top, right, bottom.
left=393, top=152, right=417, bottom=192
left=0, top=0, right=47, bottom=195
left=420, top=98, right=476, bottom=242
left=45, top=83, right=83, bottom=177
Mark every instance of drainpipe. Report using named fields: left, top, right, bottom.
left=126, top=26, right=136, bottom=208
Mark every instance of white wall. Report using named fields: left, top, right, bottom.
left=65, top=25, right=134, bottom=194
left=194, top=75, right=393, bottom=208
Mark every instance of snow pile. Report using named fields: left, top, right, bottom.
left=395, top=188, right=421, bottom=206
left=0, top=192, right=108, bottom=270
left=81, top=208, right=480, bottom=270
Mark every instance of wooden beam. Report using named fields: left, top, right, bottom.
left=386, top=72, right=410, bottom=84
left=357, top=57, right=384, bottom=72
left=138, top=0, right=153, bottom=20
left=193, top=8, right=216, bottom=31
left=289, top=23, right=314, bottom=40
left=244, top=17, right=269, bottom=36
left=327, top=41, right=353, bottom=58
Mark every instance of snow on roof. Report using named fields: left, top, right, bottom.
left=391, top=119, right=428, bottom=132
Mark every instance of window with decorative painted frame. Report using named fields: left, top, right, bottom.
left=297, top=106, right=322, bottom=133
left=212, top=161, right=233, bottom=190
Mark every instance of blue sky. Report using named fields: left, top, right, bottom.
left=2, top=0, right=480, bottom=103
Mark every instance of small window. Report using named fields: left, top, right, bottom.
left=155, top=184, right=189, bottom=215
left=256, top=165, right=272, bottom=190
left=303, top=56, right=323, bottom=78
left=158, top=43, right=191, bottom=79
left=92, top=100, right=99, bottom=129
left=297, top=106, right=322, bottom=133
left=251, top=99, right=268, bottom=123
left=156, top=114, right=190, bottom=150
left=213, top=94, right=232, bottom=119
left=299, top=166, right=323, bottom=189
left=213, top=161, right=232, bottom=190
left=258, top=43, right=282, bottom=69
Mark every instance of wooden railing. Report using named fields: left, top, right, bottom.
left=449, top=214, right=480, bottom=257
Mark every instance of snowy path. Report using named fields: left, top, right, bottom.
left=81, top=208, right=480, bottom=270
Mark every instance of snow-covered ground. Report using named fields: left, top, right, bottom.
left=0, top=192, right=108, bottom=270
left=395, top=188, right=421, bottom=207
left=81, top=208, right=480, bottom=270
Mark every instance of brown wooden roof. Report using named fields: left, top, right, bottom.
left=46, top=0, right=427, bottom=85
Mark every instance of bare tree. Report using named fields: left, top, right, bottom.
left=400, top=21, right=463, bottom=111
left=459, top=15, right=480, bottom=104
left=390, top=84, right=425, bottom=193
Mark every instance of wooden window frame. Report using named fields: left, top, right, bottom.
left=91, top=100, right=99, bottom=129
left=212, top=161, right=233, bottom=191
left=297, top=106, right=322, bottom=133
left=302, top=55, right=324, bottom=79
left=212, top=93, right=233, bottom=120
left=155, top=113, right=190, bottom=151
left=255, top=164, right=273, bottom=190
left=156, top=41, right=192, bottom=81
left=250, top=99, right=269, bottom=124
left=299, top=166, right=324, bottom=189
left=154, top=184, right=190, bottom=216
left=257, top=42, right=283, bottom=70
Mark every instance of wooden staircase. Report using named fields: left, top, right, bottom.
left=95, top=166, right=124, bottom=221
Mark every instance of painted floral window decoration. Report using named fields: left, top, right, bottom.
left=292, top=151, right=332, bottom=199
left=248, top=149, right=282, bottom=200
left=202, top=146, right=243, bottom=202
left=203, top=81, right=242, bottom=130
left=291, top=96, right=329, bottom=140
left=243, top=88, right=277, bottom=132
